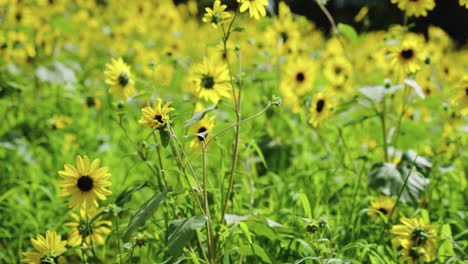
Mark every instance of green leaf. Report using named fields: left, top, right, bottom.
left=239, top=222, right=252, bottom=243
left=438, top=224, right=455, bottom=257
left=238, top=243, right=272, bottom=263
left=294, top=193, right=312, bottom=219
left=159, top=128, right=171, bottom=148
left=167, top=215, right=207, bottom=258
left=115, top=183, right=147, bottom=206
left=184, top=104, right=217, bottom=127
left=337, top=23, right=357, bottom=42
left=123, top=190, right=167, bottom=241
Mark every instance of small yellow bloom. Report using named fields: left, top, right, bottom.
left=21, top=230, right=67, bottom=264
left=451, top=75, right=468, bottom=111
left=202, top=0, right=231, bottom=28
left=190, top=115, right=216, bottom=150
left=65, top=207, right=112, bottom=247
left=138, top=98, right=175, bottom=129
left=367, top=196, right=396, bottom=219
left=104, top=57, right=137, bottom=100
left=308, top=91, right=335, bottom=128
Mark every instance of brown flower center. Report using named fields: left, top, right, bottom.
left=201, top=75, right=215, bottom=89
left=118, top=72, right=130, bottom=86
left=77, top=176, right=93, bottom=192
left=154, top=114, right=163, bottom=123
left=400, top=49, right=414, bottom=60
left=316, top=99, right=325, bottom=113
left=296, top=72, right=305, bottom=83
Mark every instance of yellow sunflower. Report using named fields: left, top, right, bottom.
left=58, top=155, right=112, bottom=209
left=21, top=230, right=67, bottom=264
left=280, top=57, right=317, bottom=97
left=367, top=196, right=396, bottom=219
left=391, top=217, right=438, bottom=260
left=202, top=0, right=231, bottom=28
left=237, top=0, right=269, bottom=20
left=323, top=56, right=353, bottom=86
left=450, top=75, right=468, bottom=111
left=65, top=208, right=112, bottom=247
left=104, top=57, right=137, bottom=100
left=390, top=0, right=435, bottom=17
left=389, top=36, right=425, bottom=77
left=190, top=115, right=216, bottom=150
left=461, top=0, right=468, bottom=8
left=308, top=91, right=335, bottom=128
left=138, top=98, right=175, bottom=129
left=191, top=57, right=231, bottom=104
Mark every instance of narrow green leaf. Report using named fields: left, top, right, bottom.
left=232, top=27, right=245, bottom=32
left=123, top=191, right=167, bottom=241
left=184, top=104, right=217, bottom=127
left=295, top=193, right=312, bottom=219
left=167, top=215, right=207, bottom=258
left=239, top=222, right=252, bottom=244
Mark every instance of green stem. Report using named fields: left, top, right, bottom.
left=153, top=130, right=168, bottom=189
left=202, top=143, right=215, bottom=263
left=115, top=215, right=123, bottom=264
left=377, top=155, right=418, bottom=245
left=380, top=96, right=389, bottom=162
left=168, top=125, right=205, bottom=214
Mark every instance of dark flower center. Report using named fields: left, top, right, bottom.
left=86, top=96, right=95, bottom=107
left=280, top=32, right=288, bottom=43
left=197, top=127, right=208, bottom=142
left=424, top=87, right=431, bottom=96
left=77, top=176, right=94, bottom=192
left=334, top=66, right=342, bottom=74
left=400, top=49, right=414, bottom=60
left=410, top=227, right=428, bottom=246
left=408, top=248, right=422, bottom=260
left=201, top=75, right=215, bottom=89
left=296, top=72, right=305, bottom=83
left=378, top=208, right=388, bottom=215
left=465, top=87, right=468, bottom=96
left=154, top=114, right=163, bottom=123
left=118, top=72, right=130, bottom=86
left=316, top=99, right=325, bottom=113
left=15, top=12, right=22, bottom=22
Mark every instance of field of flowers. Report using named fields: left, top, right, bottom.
left=1, top=0, right=467, bottom=263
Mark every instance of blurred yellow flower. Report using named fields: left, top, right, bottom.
left=308, top=91, right=335, bottom=128
left=237, top=0, right=269, bottom=20
left=390, top=0, right=435, bottom=17
left=21, top=230, right=67, bottom=264
left=104, top=57, right=136, bottom=100
left=450, top=75, right=468, bottom=111
left=190, top=115, right=216, bottom=150
left=65, top=208, right=112, bottom=247
left=367, top=196, right=395, bottom=219
left=190, top=57, right=231, bottom=103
